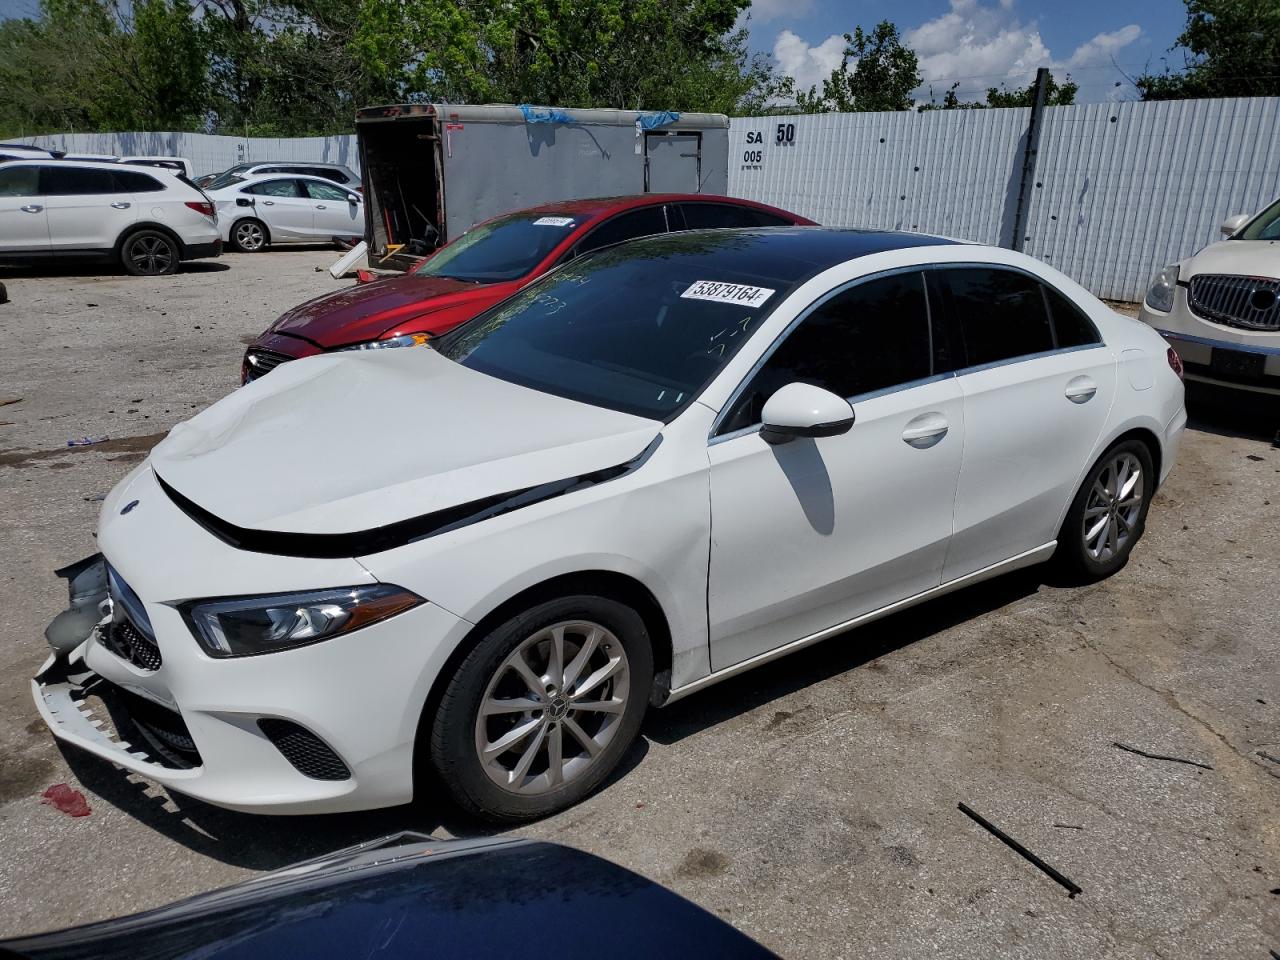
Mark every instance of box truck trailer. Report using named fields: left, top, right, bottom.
left=355, top=103, right=730, bottom=270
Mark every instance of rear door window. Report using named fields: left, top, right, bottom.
left=0, top=166, right=39, bottom=196
left=677, top=203, right=793, bottom=229
left=247, top=179, right=302, bottom=198
left=719, top=271, right=934, bottom=434
left=938, top=267, right=1055, bottom=368
left=576, top=206, right=669, bottom=254
left=303, top=180, right=351, bottom=201
left=1043, top=284, right=1102, bottom=347
left=39, top=166, right=118, bottom=195
left=112, top=170, right=164, bottom=193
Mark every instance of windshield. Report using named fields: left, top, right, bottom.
left=414, top=212, right=582, bottom=283
left=206, top=172, right=247, bottom=190
left=434, top=231, right=800, bottom=420
left=1240, top=197, right=1280, bottom=241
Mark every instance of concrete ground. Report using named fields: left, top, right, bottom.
left=1, top=250, right=1277, bottom=958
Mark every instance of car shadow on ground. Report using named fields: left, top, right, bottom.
left=58, top=569, right=1046, bottom=871
left=0, top=261, right=230, bottom=279
left=1184, top=382, right=1280, bottom=443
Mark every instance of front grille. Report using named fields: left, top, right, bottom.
left=1188, top=274, right=1280, bottom=331
left=78, top=679, right=202, bottom=769
left=243, top=348, right=294, bottom=382
left=258, top=718, right=351, bottom=781
left=101, top=618, right=162, bottom=671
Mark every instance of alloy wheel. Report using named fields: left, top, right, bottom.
left=1081, top=451, right=1144, bottom=562
left=127, top=236, right=174, bottom=275
left=474, top=620, right=630, bottom=795
left=235, top=222, right=265, bottom=251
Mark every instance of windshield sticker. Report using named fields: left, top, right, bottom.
left=533, top=216, right=575, bottom=227
left=681, top=280, right=775, bottom=308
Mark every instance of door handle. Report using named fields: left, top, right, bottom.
left=1064, top=375, right=1098, bottom=404
left=315, top=204, right=327, bottom=210
left=262, top=200, right=275, bottom=206
left=20, top=204, right=43, bottom=213
left=902, top=412, right=949, bottom=449
left=110, top=201, right=131, bottom=209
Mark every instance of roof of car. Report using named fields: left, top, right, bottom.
left=212, top=172, right=360, bottom=188
left=511, top=193, right=811, bottom=223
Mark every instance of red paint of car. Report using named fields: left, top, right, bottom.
left=242, top=194, right=814, bottom=382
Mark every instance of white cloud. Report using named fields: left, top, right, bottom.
left=772, top=29, right=847, bottom=94
left=770, top=1, right=1143, bottom=105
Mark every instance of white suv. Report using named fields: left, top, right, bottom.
left=0, top=160, right=221, bottom=276
left=1139, top=197, right=1280, bottom=395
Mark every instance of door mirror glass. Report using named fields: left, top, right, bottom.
left=1220, top=214, right=1249, bottom=237
left=760, top=383, right=854, bottom=445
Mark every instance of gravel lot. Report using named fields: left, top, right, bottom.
left=1, top=250, right=1278, bottom=958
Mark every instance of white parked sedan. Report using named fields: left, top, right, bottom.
left=1139, top=196, right=1280, bottom=395
left=34, top=229, right=1185, bottom=821
left=208, top=173, right=363, bottom=252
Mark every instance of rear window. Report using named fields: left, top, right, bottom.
left=678, top=203, right=793, bottom=229
left=434, top=232, right=804, bottom=420
left=414, top=212, right=582, bottom=283
left=112, top=169, right=165, bottom=193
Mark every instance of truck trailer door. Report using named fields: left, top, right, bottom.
left=645, top=133, right=701, bottom=193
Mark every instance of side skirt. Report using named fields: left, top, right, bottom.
left=662, top=541, right=1057, bottom=706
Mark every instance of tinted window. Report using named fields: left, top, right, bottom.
left=679, top=203, right=791, bottom=229
left=434, top=232, right=804, bottom=420
left=247, top=179, right=301, bottom=198
left=942, top=267, right=1054, bottom=367
left=0, top=166, right=39, bottom=196
left=112, top=170, right=164, bottom=193
left=1043, top=284, right=1101, bottom=347
left=414, top=212, right=581, bottom=283
left=307, top=167, right=345, bottom=183
left=720, top=272, right=933, bottom=434
left=39, top=166, right=118, bottom=195
left=304, top=180, right=350, bottom=201
left=576, top=207, right=668, bottom=254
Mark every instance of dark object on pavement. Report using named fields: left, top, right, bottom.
left=39, top=784, right=90, bottom=818
left=0, top=281, right=7, bottom=304
left=1113, top=740, right=1214, bottom=770
left=0, top=833, right=776, bottom=959
left=958, top=802, right=1083, bottom=898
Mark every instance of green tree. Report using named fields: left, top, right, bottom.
left=1137, top=0, right=1280, bottom=99
left=984, top=73, right=1078, bottom=107
left=795, top=21, right=920, bottom=113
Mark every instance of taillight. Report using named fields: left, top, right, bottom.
left=185, top=200, right=215, bottom=217
left=1166, top=346, right=1185, bottom=379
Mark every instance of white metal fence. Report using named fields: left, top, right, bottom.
left=20, top=97, right=1280, bottom=301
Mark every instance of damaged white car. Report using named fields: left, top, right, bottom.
left=35, top=228, right=1186, bottom=822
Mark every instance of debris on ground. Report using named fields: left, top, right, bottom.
left=0, top=397, right=21, bottom=407
left=1258, top=752, right=1280, bottom=766
left=959, top=802, right=1083, bottom=898
left=0, top=281, right=7, bottom=304
left=1113, top=740, right=1214, bottom=770
left=1247, top=454, right=1265, bottom=462
left=40, top=784, right=91, bottom=817
left=82, top=494, right=106, bottom=502
left=66, top=436, right=108, bottom=447
left=1053, top=823, right=1084, bottom=830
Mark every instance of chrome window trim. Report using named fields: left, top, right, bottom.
left=1158, top=328, right=1280, bottom=357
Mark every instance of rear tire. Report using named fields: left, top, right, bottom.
left=230, top=218, right=268, bottom=252
left=429, top=595, right=653, bottom=823
left=120, top=229, right=179, bottom=276
left=1056, top=437, right=1155, bottom=582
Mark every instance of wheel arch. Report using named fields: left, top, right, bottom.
left=115, top=221, right=187, bottom=260
left=410, top=569, right=674, bottom=792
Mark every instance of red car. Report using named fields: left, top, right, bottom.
left=242, top=193, right=814, bottom=381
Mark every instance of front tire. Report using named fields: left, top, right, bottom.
left=429, top=595, right=653, bottom=823
left=120, top=229, right=179, bottom=276
left=1056, top=438, right=1155, bottom=582
left=230, top=218, right=268, bottom=252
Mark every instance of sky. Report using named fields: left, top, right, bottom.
left=0, top=0, right=1191, bottom=105
left=747, top=0, right=1190, bottom=103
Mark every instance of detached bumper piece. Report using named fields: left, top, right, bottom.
left=34, top=658, right=202, bottom=771
left=257, top=718, right=351, bottom=781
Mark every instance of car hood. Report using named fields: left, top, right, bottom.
left=148, top=348, right=660, bottom=538
left=1184, top=239, right=1280, bottom=278
left=268, top=275, right=507, bottom=347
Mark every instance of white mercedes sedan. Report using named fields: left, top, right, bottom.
left=206, top=173, right=363, bottom=252
left=34, top=228, right=1186, bottom=822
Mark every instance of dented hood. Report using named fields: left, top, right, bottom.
left=1183, top=239, right=1280, bottom=279
left=149, top=349, right=660, bottom=538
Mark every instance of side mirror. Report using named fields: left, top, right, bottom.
left=236, top=197, right=254, bottom=207
left=1220, top=214, right=1249, bottom=237
left=760, top=383, right=854, bottom=445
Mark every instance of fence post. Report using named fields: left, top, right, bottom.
left=1010, top=67, right=1050, bottom=252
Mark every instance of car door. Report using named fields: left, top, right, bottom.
left=303, top=179, right=362, bottom=238
left=706, top=270, right=965, bottom=670
left=0, top=165, right=48, bottom=254
left=573, top=205, right=670, bottom=256
left=40, top=166, right=138, bottom=252
left=247, top=178, right=312, bottom=240
left=935, top=265, right=1116, bottom=582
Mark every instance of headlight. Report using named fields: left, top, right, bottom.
left=337, top=333, right=431, bottom=352
left=1144, top=264, right=1179, bottom=313
left=178, top=584, right=423, bottom=658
